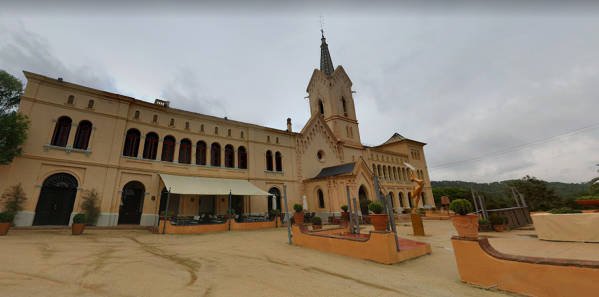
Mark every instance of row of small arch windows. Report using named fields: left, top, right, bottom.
left=387, top=192, right=427, bottom=208
left=50, top=116, right=93, bottom=150
left=318, top=97, right=348, bottom=117
left=372, top=164, right=426, bottom=181
left=132, top=111, right=246, bottom=139
left=66, top=95, right=95, bottom=109
left=122, top=129, right=248, bottom=168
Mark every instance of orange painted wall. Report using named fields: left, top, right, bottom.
left=158, top=218, right=279, bottom=234
left=452, top=238, right=599, bottom=297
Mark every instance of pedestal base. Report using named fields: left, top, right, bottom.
left=411, top=213, right=425, bottom=236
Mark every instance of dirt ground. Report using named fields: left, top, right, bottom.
left=1, top=220, right=596, bottom=297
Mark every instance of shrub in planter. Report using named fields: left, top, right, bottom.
left=489, top=214, right=508, bottom=232
left=368, top=202, right=388, bottom=231
left=449, top=199, right=478, bottom=239
left=311, top=216, right=322, bottom=230
left=80, top=189, right=101, bottom=225
left=72, top=213, right=86, bottom=235
left=0, top=211, right=15, bottom=236
left=1, top=183, right=27, bottom=215
left=292, top=203, right=304, bottom=225
left=340, top=205, right=350, bottom=221
left=478, top=218, right=491, bottom=232
left=341, top=205, right=349, bottom=212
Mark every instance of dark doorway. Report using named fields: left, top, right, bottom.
left=358, top=185, right=369, bottom=215
left=159, top=188, right=180, bottom=216
left=231, top=195, right=244, bottom=215
left=33, top=173, right=78, bottom=226
left=118, top=181, right=145, bottom=225
left=267, top=187, right=282, bottom=212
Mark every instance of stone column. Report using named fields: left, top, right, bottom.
left=173, top=141, right=180, bottom=163
left=156, top=139, right=163, bottom=161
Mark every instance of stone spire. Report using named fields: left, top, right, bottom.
left=320, top=30, right=335, bottom=76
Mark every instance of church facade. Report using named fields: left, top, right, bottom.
left=0, top=35, right=435, bottom=226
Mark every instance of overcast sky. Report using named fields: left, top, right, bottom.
left=1, top=1, right=598, bottom=183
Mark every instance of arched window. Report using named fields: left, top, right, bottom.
left=402, top=168, right=407, bottom=181
left=169, top=118, right=175, bottom=127
left=134, top=110, right=140, bottom=119
left=196, top=141, right=206, bottom=165
left=210, top=143, right=221, bottom=166
left=393, top=167, right=398, bottom=181
left=51, top=116, right=72, bottom=147
left=421, top=193, right=426, bottom=207
left=265, top=150, right=273, bottom=171
left=237, top=146, right=247, bottom=169
left=275, top=152, right=282, bottom=172
left=383, top=166, right=388, bottom=179
left=161, top=136, right=176, bottom=162
left=372, top=164, right=377, bottom=176
left=87, top=99, right=94, bottom=109
left=152, top=115, right=158, bottom=123
left=318, top=99, right=324, bottom=115
left=389, top=192, right=395, bottom=208
left=143, top=132, right=159, bottom=160
left=341, top=97, right=347, bottom=116
left=317, top=189, right=325, bottom=208
left=398, top=192, right=404, bottom=207
left=123, top=129, right=140, bottom=157
left=408, top=192, right=413, bottom=208
left=73, top=120, right=92, bottom=150
left=224, top=144, right=234, bottom=168
left=178, top=139, right=192, bottom=164
left=377, top=165, right=382, bottom=177
left=67, top=95, right=74, bottom=104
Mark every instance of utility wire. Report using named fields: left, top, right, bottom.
left=430, top=122, right=599, bottom=169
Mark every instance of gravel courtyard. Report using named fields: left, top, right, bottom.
left=2, top=220, right=594, bottom=297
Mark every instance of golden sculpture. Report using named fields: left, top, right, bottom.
left=406, top=165, right=424, bottom=214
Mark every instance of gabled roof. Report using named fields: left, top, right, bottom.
left=375, top=132, right=427, bottom=148
left=314, top=162, right=356, bottom=179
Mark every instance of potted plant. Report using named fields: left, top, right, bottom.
left=368, top=201, right=388, bottom=231
left=489, top=214, right=508, bottom=232
left=72, top=213, right=86, bottom=235
left=478, top=218, right=491, bottom=232
left=340, top=205, right=349, bottom=221
left=311, top=216, right=322, bottom=230
left=0, top=211, right=15, bottom=236
left=293, top=203, right=304, bottom=225
left=449, top=199, right=478, bottom=239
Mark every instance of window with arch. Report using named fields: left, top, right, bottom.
left=196, top=141, right=207, bottom=165
left=200, top=124, right=204, bottom=132
left=372, top=164, right=377, bottom=176
left=152, top=115, right=158, bottom=123
left=317, top=189, right=325, bottom=208
left=383, top=166, right=388, bottom=179
left=210, top=143, right=221, bottom=166
left=224, top=144, right=234, bottom=168
left=169, top=118, right=175, bottom=127
left=161, top=136, right=176, bottom=162
left=123, top=129, right=140, bottom=157
left=214, top=127, right=218, bottom=135
left=393, top=167, right=398, bottom=181
left=185, top=121, right=189, bottom=130
left=377, top=165, right=382, bottom=177
left=227, top=129, right=231, bottom=137
left=134, top=110, right=140, bottom=119
left=408, top=192, right=413, bottom=208
left=318, top=99, right=324, bottom=115
left=67, top=95, right=74, bottom=104
left=178, top=139, right=192, bottom=164
left=275, top=152, right=282, bottom=172
left=87, top=99, right=94, bottom=109
left=341, top=97, right=347, bottom=116
left=143, top=132, right=159, bottom=160
left=51, top=116, right=72, bottom=147
left=421, top=193, right=426, bottom=206
left=73, top=120, right=92, bottom=150
left=237, top=146, right=247, bottom=169
left=389, top=192, right=395, bottom=208
left=240, top=131, right=244, bottom=138
left=265, top=150, right=273, bottom=171
left=398, top=192, right=404, bottom=207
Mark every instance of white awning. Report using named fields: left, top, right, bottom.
left=159, top=174, right=271, bottom=196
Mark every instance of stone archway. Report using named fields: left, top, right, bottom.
left=33, top=173, right=78, bottom=226
left=268, top=187, right=282, bottom=212
left=118, top=181, right=145, bottom=225
left=358, top=185, right=369, bottom=214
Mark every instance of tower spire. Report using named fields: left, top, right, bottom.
left=320, top=30, right=335, bottom=76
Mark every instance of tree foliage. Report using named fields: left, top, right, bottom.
left=0, top=70, right=29, bottom=165
left=504, top=176, right=565, bottom=211
left=1, top=183, right=27, bottom=218
left=80, top=189, right=101, bottom=225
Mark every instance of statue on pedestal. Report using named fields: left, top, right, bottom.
left=405, top=162, right=425, bottom=236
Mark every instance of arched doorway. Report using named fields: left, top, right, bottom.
left=118, top=181, right=145, bottom=225
left=268, top=187, right=282, bottom=212
left=33, top=173, right=78, bottom=225
left=358, top=185, right=369, bottom=215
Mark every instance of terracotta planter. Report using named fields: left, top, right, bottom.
left=493, top=224, right=504, bottom=232
left=72, top=223, right=85, bottom=235
left=312, top=225, right=322, bottom=230
left=0, top=222, right=10, bottom=236
left=293, top=212, right=304, bottom=225
left=370, top=214, right=388, bottom=231
left=451, top=214, right=479, bottom=239
left=576, top=199, right=599, bottom=206
left=341, top=212, right=349, bottom=222
left=478, top=224, right=492, bottom=232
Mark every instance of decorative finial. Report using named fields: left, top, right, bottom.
left=320, top=15, right=325, bottom=38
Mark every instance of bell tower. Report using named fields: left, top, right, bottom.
left=307, top=31, right=362, bottom=146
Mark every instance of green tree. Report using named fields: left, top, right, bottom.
left=80, top=189, right=101, bottom=225
left=507, top=175, right=564, bottom=211
left=1, top=183, right=27, bottom=219
left=0, top=70, right=30, bottom=165
left=432, top=187, right=471, bottom=205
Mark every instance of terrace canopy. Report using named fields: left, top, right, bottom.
left=158, top=174, right=270, bottom=196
